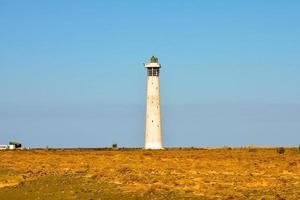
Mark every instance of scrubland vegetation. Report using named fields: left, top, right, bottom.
left=0, top=148, right=299, bottom=199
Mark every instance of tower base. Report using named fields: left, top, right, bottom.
left=144, top=143, right=163, bottom=150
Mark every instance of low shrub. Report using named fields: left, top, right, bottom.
left=248, top=148, right=257, bottom=153
left=277, top=147, right=285, bottom=154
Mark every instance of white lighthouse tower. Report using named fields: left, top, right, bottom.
left=144, top=56, right=163, bottom=149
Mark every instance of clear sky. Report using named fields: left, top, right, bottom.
left=0, top=1, right=300, bottom=147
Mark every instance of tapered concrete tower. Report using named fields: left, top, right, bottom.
left=144, top=56, right=163, bottom=149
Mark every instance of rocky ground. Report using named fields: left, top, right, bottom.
left=0, top=148, right=299, bottom=199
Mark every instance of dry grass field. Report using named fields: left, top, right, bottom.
left=0, top=148, right=299, bottom=200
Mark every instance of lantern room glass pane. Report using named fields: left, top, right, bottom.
left=147, top=68, right=160, bottom=76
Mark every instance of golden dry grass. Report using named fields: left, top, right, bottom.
left=0, top=148, right=299, bottom=199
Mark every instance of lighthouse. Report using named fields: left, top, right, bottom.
left=144, top=56, right=163, bottom=149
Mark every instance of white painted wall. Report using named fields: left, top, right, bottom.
left=145, top=76, right=163, bottom=149
left=0, top=145, right=9, bottom=150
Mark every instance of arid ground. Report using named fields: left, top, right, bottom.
left=0, top=148, right=299, bottom=200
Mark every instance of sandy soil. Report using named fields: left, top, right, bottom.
left=0, top=148, right=299, bottom=199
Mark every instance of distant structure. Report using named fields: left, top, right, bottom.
left=0, top=145, right=9, bottom=150
left=112, top=143, right=118, bottom=149
left=9, top=141, right=22, bottom=149
left=0, top=141, right=22, bottom=150
left=144, top=56, right=163, bottom=149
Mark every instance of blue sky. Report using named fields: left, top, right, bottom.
left=0, top=1, right=299, bottom=147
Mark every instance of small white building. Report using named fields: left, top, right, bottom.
left=9, top=142, right=22, bottom=149
left=0, top=142, right=22, bottom=150
left=0, top=145, right=9, bottom=150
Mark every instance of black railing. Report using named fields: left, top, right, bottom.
left=147, top=68, right=160, bottom=76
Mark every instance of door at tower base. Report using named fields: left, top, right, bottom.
left=144, top=56, right=163, bottom=150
